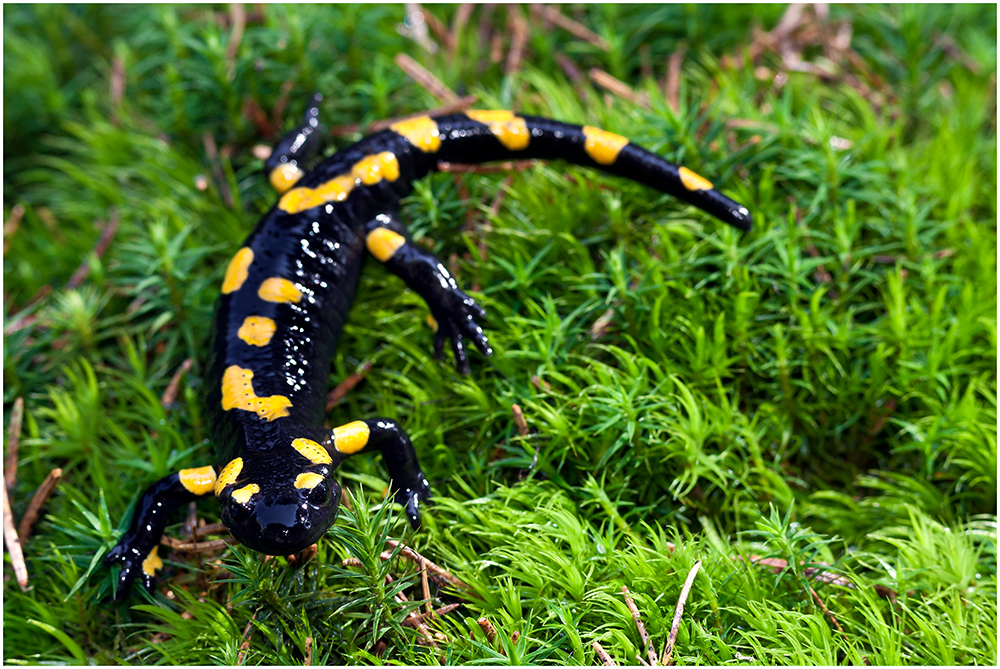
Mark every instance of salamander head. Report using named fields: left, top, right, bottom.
left=216, top=450, right=341, bottom=555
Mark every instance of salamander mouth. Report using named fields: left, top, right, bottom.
left=220, top=477, right=341, bottom=556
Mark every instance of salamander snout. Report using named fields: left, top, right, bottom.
left=218, top=463, right=341, bottom=556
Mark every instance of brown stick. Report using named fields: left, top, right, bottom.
left=421, top=564, right=432, bottom=615
left=237, top=612, right=257, bottom=665
left=622, top=586, right=658, bottom=665
left=66, top=210, right=120, bottom=290
left=533, top=5, right=610, bottom=51
left=438, top=159, right=535, bottom=175
left=477, top=617, right=498, bottom=645
left=403, top=602, right=461, bottom=627
left=16, top=468, right=62, bottom=543
left=589, top=69, right=649, bottom=108
left=110, top=54, right=126, bottom=122
left=3, top=204, right=25, bottom=256
left=303, top=635, right=313, bottom=666
left=450, top=4, right=474, bottom=58
left=192, top=521, right=228, bottom=536
left=325, top=361, right=373, bottom=411
left=511, top=404, right=528, bottom=436
left=226, top=3, right=247, bottom=81
left=420, top=6, right=454, bottom=53
left=2, top=481, right=28, bottom=590
left=394, top=53, right=459, bottom=104
left=810, top=586, right=845, bottom=634
left=590, top=307, right=616, bottom=341
left=662, top=559, right=701, bottom=666
left=202, top=132, right=234, bottom=208
left=593, top=640, right=618, bottom=666
left=162, top=536, right=236, bottom=552
left=161, top=358, right=194, bottom=407
left=505, top=6, right=529, bottom=76
left=5, top=397, right=24, bottom=489
left=555, top=52, right=585, bottom=84
left=385, top=539, right=470, bottom=590
left=665, top=45, right=687, bottom=114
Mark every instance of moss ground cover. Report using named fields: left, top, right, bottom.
left=3, top=4, right=996, bottom=665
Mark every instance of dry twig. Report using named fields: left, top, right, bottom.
left=2, top=482, right=28, bottom=590
left=5, top=397, right=24, bottom=489
left=505, top=6, right=529, bottom=76
left=237, top=612, right=257, bottom=665
left=662, top=559, right=702, bottom=665
left=622, top=586, right=658, bottom=665
left=226, top=3, right=246, bottom=81
left=589, top=69, right=649, bottom=108
left=665, top=45, right=687, bottom=114
left=3, top=204, right=25, bottom=256
left=478, top=617, right=498, bottom=645
left=326, top=361, right=373, bottom=410
left=395, top=53, right=459, bottom=104
left=450, top=4, right=474, bottom=58
left=17, top=468, right=62, bottom=544
left=532, top=5, right=610, bottom=51
left=66, top=210, right=120, bottom=290
left=161, top=358, right=194, bottom=407
left=810, top=586, right=845, bottom=634
left=162, top=536, right=236, bottom=553
left=511, top=404, right=528, bottom=436
left=593, top=640, right=618, bottom=666
left=385, top=539, right=470, bottom=590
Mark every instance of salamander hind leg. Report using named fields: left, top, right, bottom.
left=364, top=213, right=492, bottom=374
left=104, top=466, right=217, bottom=599
left=331, top=418, right=432, bottom=528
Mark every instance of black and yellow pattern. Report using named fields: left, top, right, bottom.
left=105, top=97, right=751, bottom=598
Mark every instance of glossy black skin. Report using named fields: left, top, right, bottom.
left=105, top=101, right=751, bottom=599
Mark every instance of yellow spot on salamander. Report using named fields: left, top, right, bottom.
left=238, top=316, right=277, bottom=347
left=466, top=110, right=530, bottom=151
left=352, top=151, right=400, bottom=185
left=582, top=126, right=629, bottom=165
left=278, top=173, right=353, bottom=213
left=333, top=420, right=371, bottom=455
left=365, top=227, right=407, bottom=263
left=277, top=152, right=400, bottom=214
left=294, top=472, right=325, bottom=490
left=678, top=166, right=714, bottom=191
left=178, top=465, right=217, bottom=496
left=390, top=115, right=441, bottom=153
left=258, top=277, right=302, bottom=304
left=269, top=163, right=305, bottom=193
left=142, top=545, right=163, bottom=577
left=221, top=366, right=292, bottom=421
left=231, top=483, right=260, bottom=505
left=222, top=247, right=254, bottom=294
left=215, top=457, right=244, bottom=496
left=292, top=438, right=333, bottom=465
left=427, top=314, right=438, bottom=332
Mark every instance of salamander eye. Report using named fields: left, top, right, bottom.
left=226, top=499, right=250, bottom=524
left=305, top=481, right=331, bottom=506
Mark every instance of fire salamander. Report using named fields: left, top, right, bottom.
left=104, top=94, right=751, bottom=598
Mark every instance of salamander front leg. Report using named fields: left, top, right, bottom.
left=104, top=466, right=216, bottom=599
left=364, top=213, right=492, bottom=374
left=330, top=418, right=432, bottom=528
